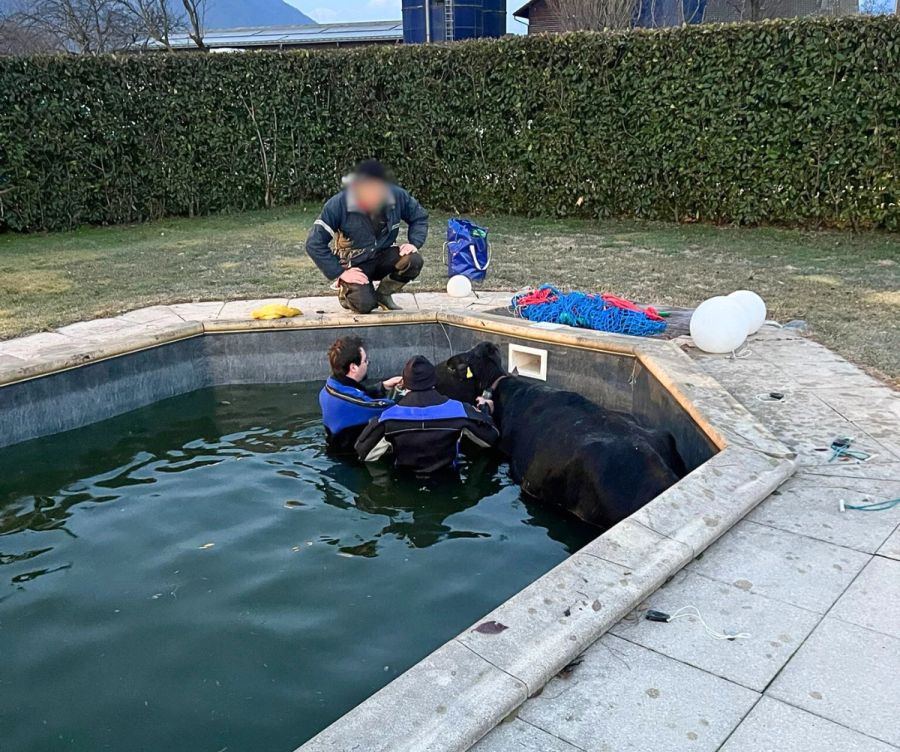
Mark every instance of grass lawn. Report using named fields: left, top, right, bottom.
left=1, top=205, right=898, bottom=384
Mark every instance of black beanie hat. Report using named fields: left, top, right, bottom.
left=354, top=159, right=388, bottom=181
left=402, top=355, right=437, bottom=391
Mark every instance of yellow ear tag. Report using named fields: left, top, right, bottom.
left=466, top=367, right=474, bottom=379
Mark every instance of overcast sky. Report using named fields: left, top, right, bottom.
left=285, top=0, right=526, bottom=32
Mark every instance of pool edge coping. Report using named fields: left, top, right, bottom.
left=0, top=304, right=797, bottom=752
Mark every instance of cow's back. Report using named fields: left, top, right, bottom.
left=496, top=378, right=684, bottom=529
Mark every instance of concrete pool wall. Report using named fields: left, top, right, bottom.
left=0, top=303, right=796, bottom=751
left=0, top=313, right=716, bottom=473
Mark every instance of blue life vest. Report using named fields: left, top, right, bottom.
left=319, top=377, right=394, bottom=436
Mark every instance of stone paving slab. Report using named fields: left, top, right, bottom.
left=118, top=304, right=186, bottom=325
left=629, top=448, right=794, bottom=557
left=719, top=696, right=899, bottom=752
left=286, top=296, right=346, bottom=316
left=218, top=297, right=291, bottom=320
left=516, top=634, right=759, bottom=752
left=690, top=350, right=801, bottom=395
left=168, top=301, right=226, bottom=321
left=688, top=520, right=870, bottom=613
left=0, top=353, right=26, bottom=370
left=801, top=460, right=900, bottom=483
left=815, top=387, right=900, bottom=460
left=457, top=553, right=638, bottom=695
left=301, top=639, right=527, bottom=752
left=610, top=570, right=821, bottom=691
left=471, top=719, right=583, bottom=752
left=750, top=337, right=883, bottom=389
left=55, top=316, right=152, bottom=341
left=470, top=291, right=513, bottom=309
left=773, top=358, right=882, bottom=391
left=737, top=390, right=900, bottom=468
left=768, top=617, right=900, bottom=747
left=415, top=291, right=480, bottom=310
left=0, top=331, right=77, bottom=358
left=581, top=518, right=692, bottom=572
left=830, top=556, right=900, bottom=639
left=747, top=472, right=900, bottom=553
left=878, top=527, right=900, bottom=561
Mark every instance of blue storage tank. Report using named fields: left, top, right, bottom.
left=402, top=0, right=506, bottom=43
left=481, top=0, right=507, bottom=38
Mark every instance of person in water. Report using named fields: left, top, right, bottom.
left=319, top=336, right=402, bottom=454
left=355, top=355, right=499, bottom=475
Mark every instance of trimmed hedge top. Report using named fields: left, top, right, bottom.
left=1, top=16, right=898, bottom=232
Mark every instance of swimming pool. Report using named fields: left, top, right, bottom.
left=0, top=311, right=793, bottom=751
left=0, top=381, right=596, bottom=751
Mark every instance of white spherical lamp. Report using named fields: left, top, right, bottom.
left=728, top=290, right=767, bottom=335
left=690, top=296, right=748, bottom=354
left=447, top=274, right=473, bottom=298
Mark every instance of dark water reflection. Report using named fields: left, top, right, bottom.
left=0, top=383, right=596, bottom=752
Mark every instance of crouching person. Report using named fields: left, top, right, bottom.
left=355, top=356, right=499, bottom=475
left=319, top=336, right=402, bottom=454
left=305, top=159, right=428, bottom=314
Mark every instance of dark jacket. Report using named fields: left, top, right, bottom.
left=306, top=184, right=429, bottom=280
left=355, top=388, right=499, bottom=474
left=319, top=375, right=395, bottom=454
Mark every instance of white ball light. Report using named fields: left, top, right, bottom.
left=728, top=290, right=767, bottom=335
left=447, top=274, right=473, bottom=298
left=690, top=296, right=748, bottom=354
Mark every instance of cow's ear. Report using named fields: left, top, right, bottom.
left=511, top=366, right=519, bottom=375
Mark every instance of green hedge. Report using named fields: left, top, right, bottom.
left=1, top=16, right=898, bottom=232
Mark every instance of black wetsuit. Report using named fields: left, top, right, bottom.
left=355, top=388, right=498, bottom=474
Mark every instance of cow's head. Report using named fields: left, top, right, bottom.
left=435, top=341, right=506, bottom=404
left=465, top=342, right=505, bottom=392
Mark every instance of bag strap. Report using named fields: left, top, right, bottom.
left=469, top=240, right=491, bottom=271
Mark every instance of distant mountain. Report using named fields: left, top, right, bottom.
left=0, top=0, right=316, bottom=29
left=202, top=0, right=315, bottom=29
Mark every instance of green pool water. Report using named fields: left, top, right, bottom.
left=0, top=383, right=595, bottom=752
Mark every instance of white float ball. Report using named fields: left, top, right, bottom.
left=447, top=274, right=473, bottom=298
left=690, top=296, right=748, bottom=354
left=728, top=290, right=767, bottom=335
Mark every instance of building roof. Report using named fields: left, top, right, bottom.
left=154, top=20, right=403, bottom=50
left=512, top=0, right=542, bottom=18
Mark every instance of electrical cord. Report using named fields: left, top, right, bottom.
left=645, top=605, right=751, bottom=641
left=840, top=498, right=900, bottom=512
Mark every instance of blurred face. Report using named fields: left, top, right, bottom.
left=351, top=177, right=389, bottom=213
left=347, top=347, right=369, bottom=382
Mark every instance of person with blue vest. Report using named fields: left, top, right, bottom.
left=319, top=335, right=401, bottom=454
left=355, top=355, right=499, bottom=475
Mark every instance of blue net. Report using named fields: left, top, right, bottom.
left=511, top=285, right=667, bottom=337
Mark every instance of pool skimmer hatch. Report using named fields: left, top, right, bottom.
left=508, top=343, right=548, bottom=381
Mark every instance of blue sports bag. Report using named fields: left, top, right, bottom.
left=444, top=218, right=491, bottom=282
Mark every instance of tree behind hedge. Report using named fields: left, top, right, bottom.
left=0, top=16, right=897, bottom=232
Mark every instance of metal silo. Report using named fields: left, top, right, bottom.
left=402, top=0, right=507, bottom=43
left=481, top=0, right=507, bottom=38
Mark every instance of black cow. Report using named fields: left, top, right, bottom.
left=436, top=342, right=686, bottom=530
